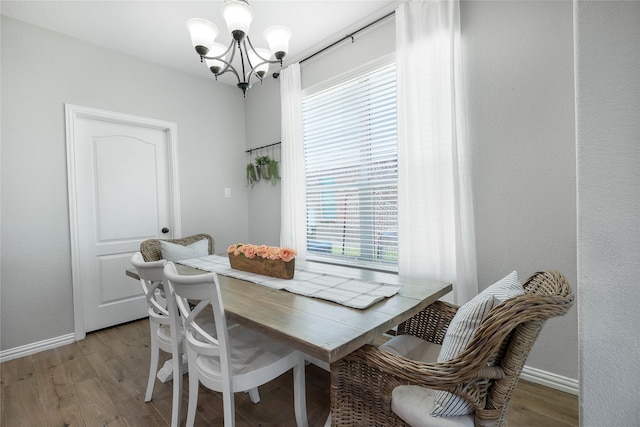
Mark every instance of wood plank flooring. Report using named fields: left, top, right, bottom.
left=1, top=319, right=578, bottom=426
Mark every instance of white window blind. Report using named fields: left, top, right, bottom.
left=302, top=63, right=398, bottom=271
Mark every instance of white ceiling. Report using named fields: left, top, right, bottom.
left=1, top=0, right=399, bottom=83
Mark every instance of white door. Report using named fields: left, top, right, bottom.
left=66, top=104, right=181, bottom=338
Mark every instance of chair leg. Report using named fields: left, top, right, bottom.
left=223, top=388, right=236, bottom=427
left=248, top=387, right=261, bottom=403
left=145, top=322, right=160, bottom=402
left=185, top=351, right=199, bottom=427
left=292, top=360, right=308, bottom=427
left=170, top=351, right=183, bottom=427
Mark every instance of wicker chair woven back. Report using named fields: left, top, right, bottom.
left=140, top=233, right=214, bottom=261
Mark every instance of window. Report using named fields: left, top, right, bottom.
left=302, top=61, right=398, bottom=271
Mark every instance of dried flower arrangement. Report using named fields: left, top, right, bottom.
left=227, top=243, right=296, bottom=279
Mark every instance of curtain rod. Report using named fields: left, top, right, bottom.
left=245, top=141, right=281, bottom=154
left=299, top=10, right=396, bottom=65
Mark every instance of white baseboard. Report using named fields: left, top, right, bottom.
left=521, top=365, right=579, bottom=395
left=0, top=333, right=76, bottom=363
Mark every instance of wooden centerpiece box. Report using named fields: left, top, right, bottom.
left=227, top=244, right=296, bottom=280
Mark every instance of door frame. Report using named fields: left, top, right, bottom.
left=65, top=104, right=182, bottom=340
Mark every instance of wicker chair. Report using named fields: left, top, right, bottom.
left=330, top=270, right=574, bottom=427
left=140, top=233, right=214, bottom=261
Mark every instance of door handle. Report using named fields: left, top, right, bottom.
left=161, top=227, right=170, bottom=234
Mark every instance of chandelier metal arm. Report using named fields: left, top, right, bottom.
left=246, top=36, right=281, bottom=65
left=238, top=41, right=249, bottom=82
left=244, top=36, right=283, bottom=84
left=199, top=37, right=285, bottom=95
left=200, top=40, right=242, bottom=84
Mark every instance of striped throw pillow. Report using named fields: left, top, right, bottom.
left=431, top=271, right=523, bottom=417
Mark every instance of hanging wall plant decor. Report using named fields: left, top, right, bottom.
left=245, top=142, right=282, bottom=188
left=267, top=158, right=279, bottom=186
left=246, top=163, right=258, bottom=187
left=255, top=156, right=271, bottom=180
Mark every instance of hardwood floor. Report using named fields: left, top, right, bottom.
left=1, top=319, right=578, bottom=426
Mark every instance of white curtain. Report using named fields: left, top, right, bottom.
left=279, top=63, right=307, bottom=260
left=396, top=0, right=478, bottom=304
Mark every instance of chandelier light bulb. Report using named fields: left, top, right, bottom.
left=263, top=25, right=291, bottom=60
left=186, top=18, right=219, bottom=56
left=205, top=42, right=229, bottom=75
left=221, top=0, right=253, bottom=41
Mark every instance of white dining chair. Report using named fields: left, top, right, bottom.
left=130, top=252, right=184, bottom=427
left=163, top=261, right=309, bottom=427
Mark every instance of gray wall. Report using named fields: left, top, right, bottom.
left=244, top=77, right=282, bottom=247
left=245, top=1, right=578, bottom=380
left=462, top=0, right=577, bottom=379
left=1, top=16, right=250, bottom=351
left=575, top=1, right=640, bottom=424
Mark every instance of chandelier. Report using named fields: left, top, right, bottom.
left=186, top=0, right=292, bottom=96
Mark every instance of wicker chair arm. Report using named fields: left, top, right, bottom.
left=332, top=344, right=500, bottom=424
left=475, top=366, right=506, bottom=380
left=343, top=344, right=502, bottom=389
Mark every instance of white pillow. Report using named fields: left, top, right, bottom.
left=392, top=385, right=475, bottom=427
left=159, top=238, right=209, bottom=261
left=432, top=271, right=523, bottom=417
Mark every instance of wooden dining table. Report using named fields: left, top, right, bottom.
left=127, top=260, right=451, bottom=364
left=127, top=259, right=452, bottom=423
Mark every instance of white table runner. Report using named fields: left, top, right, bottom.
left=178, top=254, right=401, bottom=309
